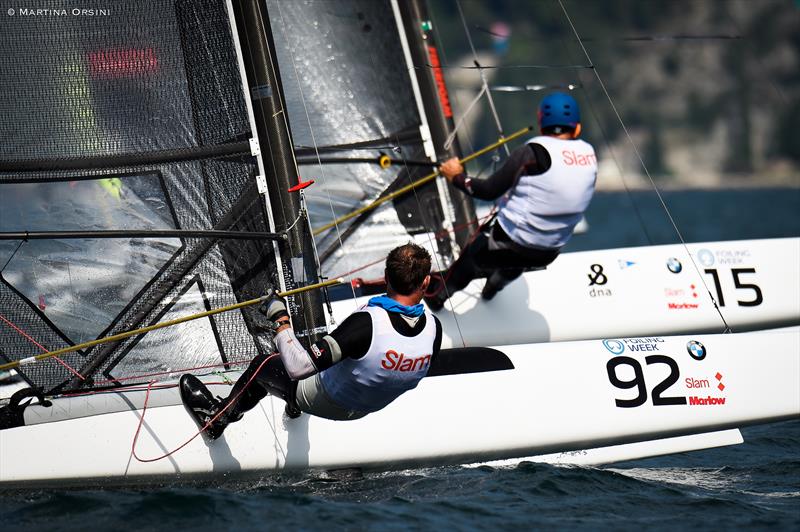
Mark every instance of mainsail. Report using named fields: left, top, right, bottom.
left=0, top=0, right=313, bottom=393
left=266, top=0, right=473, bottom=280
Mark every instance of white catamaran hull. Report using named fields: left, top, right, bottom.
left=332, top=238, right=800, bottom=347
left=2, top=329, right=797, bottom=487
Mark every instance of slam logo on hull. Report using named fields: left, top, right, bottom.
left=685, top=370, right=726, bottom=406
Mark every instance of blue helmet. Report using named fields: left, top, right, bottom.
left=538, top=92, right=580, bottom=129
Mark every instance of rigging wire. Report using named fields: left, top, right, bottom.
left=555, top=0, right=731, bottom=333
left=390, top=133, right=469, bottom=348
left=421, top=62, right=592, bottom=70
left=546, top=2, right=654, bottom=245
left=443, top=84, right=487, bottom=152
left=0, top=239, right=24, bottom=273
left=455, top=0, right=509, bottom=156
left=473, top=24, right=744, bottom=43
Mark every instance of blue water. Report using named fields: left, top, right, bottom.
left=3, top=421, right=799, bottom=530
left=565, top=187, right=800, bottom=252
left=2, top=188, right=799, bottom=530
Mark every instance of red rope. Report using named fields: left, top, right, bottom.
left=131, top=353, right=277, bottom=463
left=0, top=312, right=85, bottom=380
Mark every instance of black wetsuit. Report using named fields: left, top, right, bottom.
left=428, top=143, right=560, bottom=306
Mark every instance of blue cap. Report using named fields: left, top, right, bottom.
left=538, top=92, right=580, bottom=129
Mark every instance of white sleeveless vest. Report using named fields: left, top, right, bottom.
left=496, top=135, right=597, bottom=249
left=319, top=306, right=437, bottom=413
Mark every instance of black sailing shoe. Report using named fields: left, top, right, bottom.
left=179, top=374, right=239, bottom=440
left=481, top=280, right=500, bottom=301
left=285, top=403, right=302, bottom=419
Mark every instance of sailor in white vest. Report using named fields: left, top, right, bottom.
left=425, top=92, right=598, bottom=311
left=180, top=243, right=442, bottom=439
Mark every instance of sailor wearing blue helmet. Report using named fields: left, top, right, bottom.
left=425, top=92, right=598, bottom=310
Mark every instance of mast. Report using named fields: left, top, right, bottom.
left=395, top=0, right=477, bottom=249
left=228, top=0, right=326, bottom=342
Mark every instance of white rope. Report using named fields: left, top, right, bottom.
left=443, top=84, right=487, bottom=152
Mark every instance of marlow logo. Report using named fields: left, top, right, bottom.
left=603, top=339, right=624, bottom=355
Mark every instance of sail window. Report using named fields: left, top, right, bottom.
left=0, top=175, right=181, bottom=344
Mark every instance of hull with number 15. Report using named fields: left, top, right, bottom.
left=332, top=238, right=800, bottom=347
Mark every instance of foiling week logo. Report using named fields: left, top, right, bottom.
left=602, top=339, right=625, bottom=354
left=697, top=249, right=715, bottom=267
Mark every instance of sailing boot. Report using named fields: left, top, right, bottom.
left=481, top=271, right=505, bottom=301
left=179, top=374, right=239, bottom=440
left=481, top=270, right=522, bottom=301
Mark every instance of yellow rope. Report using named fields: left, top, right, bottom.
left=0, top=278, right=343, bottom=372
left=312, top=126, right=532, bottom=236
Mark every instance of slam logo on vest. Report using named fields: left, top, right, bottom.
left=562, top=150, right=597, bottom=166
left=381, top=350, right=431, bottom=372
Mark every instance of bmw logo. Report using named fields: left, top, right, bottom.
left=666, top=257, right=682, bottom=274
left=687, top=340, right=706, bottom=360
left=603, top=339, right=625, bottom=354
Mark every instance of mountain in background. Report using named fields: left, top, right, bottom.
left=428, top=0, right=799, bottom=188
